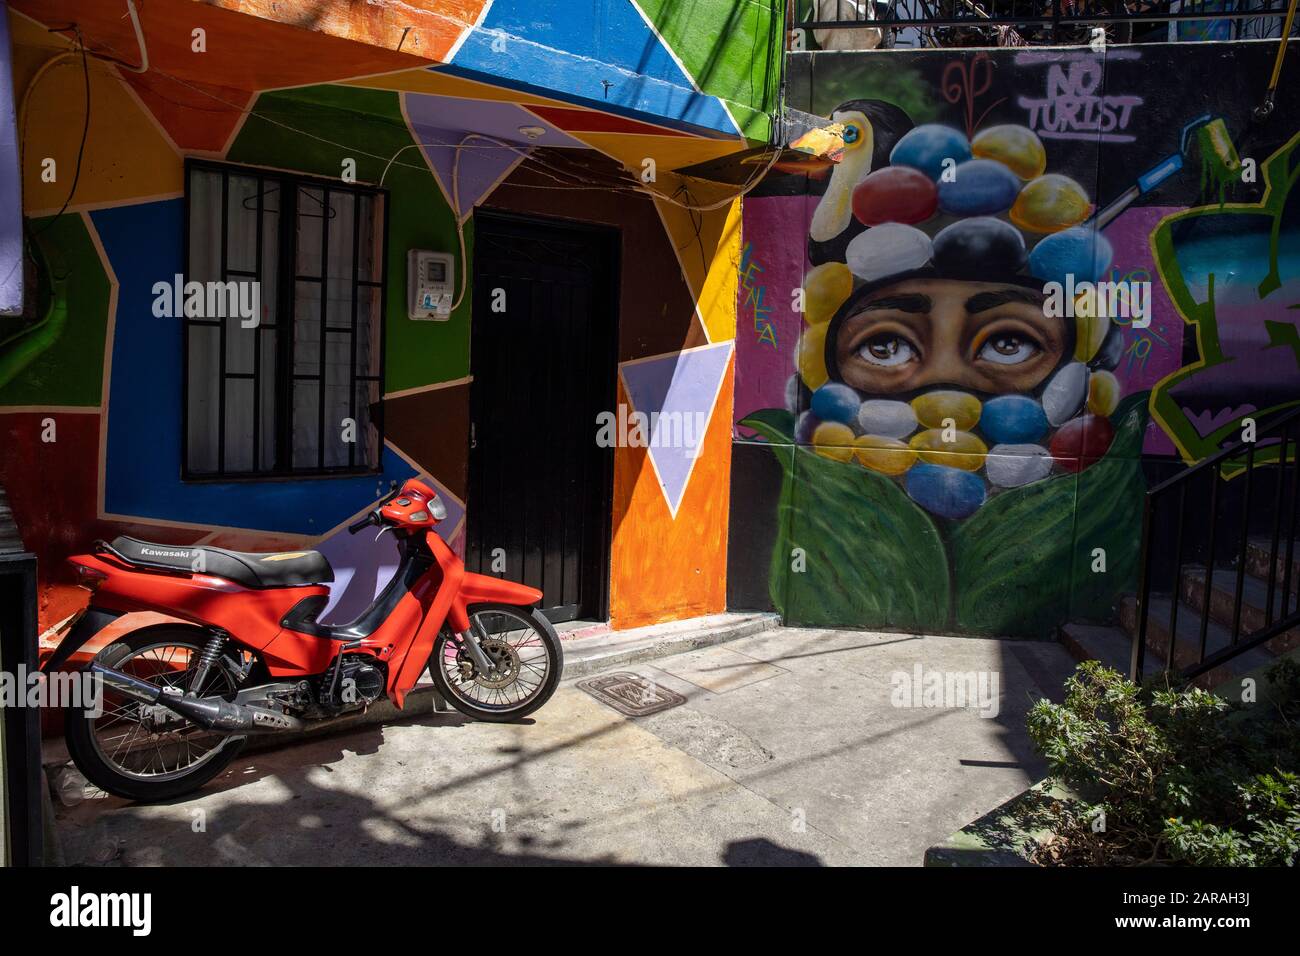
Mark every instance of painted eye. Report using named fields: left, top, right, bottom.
left=858, top=334, right=917, bottom=367
left=978, top=334, right=1040, bottom=365
left=842, top=124, right=861, bottom=145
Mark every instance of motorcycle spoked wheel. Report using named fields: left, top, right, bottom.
left=428, top=604, right=563, bottom=722
left=64, top=628, right=248, bottom=803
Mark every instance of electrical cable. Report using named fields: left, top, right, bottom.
left=121, top=0, right=149, bottom=73
left=49, top=16, right=782, bottom=210
left=27, top=27, right=90, bottom=239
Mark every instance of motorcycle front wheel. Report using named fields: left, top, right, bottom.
left=428, top=604, right=563, bottom=722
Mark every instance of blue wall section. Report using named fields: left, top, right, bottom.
left=443, top=0, right=737, bottom=136
left=91, top=200, right=415, bottom=536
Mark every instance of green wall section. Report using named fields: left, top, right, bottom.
left=639, top=0, right=785, bottom=142
left=0, top=214, right=110, bottom=406
left=227, top=84, right=471, bottom=393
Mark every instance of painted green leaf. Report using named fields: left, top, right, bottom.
left=952, top=393, right=1149, bottom=636
left=740, top=412, right=950, bottom=630
left=1067, top=394, right=1150, bottom=621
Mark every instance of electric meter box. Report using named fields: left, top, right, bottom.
left=407, top=250, right=454, bottom=320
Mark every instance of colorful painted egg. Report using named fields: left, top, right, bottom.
left=1041, top=362, right=1089, bottom=426
left=797, top=321, right=830, bottom=391
left=1010, top=174, right=1092, bottom=234
left=980, top=395, right=1049, bottom=445
left=937, top=159, right=1022, bottom=216
left=909, top=429, right=988, bottom=471
left=852, top=166, right=938, bottom=226
left=971, top=125, right=1047, bottom=180
left=1073, top=299, right=1110, bottom=362
left=1028, top=226, right=1113, bottom=287
left=854, top=435, right=917, bottom=475
left=932, top=217, right=1027, bottom=279
left=812, top=421, right=856, bottom=461
left=1090, top=322, right=1124, bottom=371
left=905, top=463, right=987, bottom=519
left=1049, top=414, right=1115, bottom=471
left=845, top=223, right=932, bottom=282
left=889, top=124, right=972, bottom=182
left=857, top=399, right=918, bottom=439
left=811, top=382, right=861, bottom=424
left=986, top=444, right=1053, bottom=487
left=795, top=411, right=821, bottom=444
left=911, top=390, right=982, bottom=431
left=1087, top=369, right=1120, bottom=416
left=804, top=261, right=853, bottom=325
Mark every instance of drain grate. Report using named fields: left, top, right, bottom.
left=577, top=672, right=686, bottom=717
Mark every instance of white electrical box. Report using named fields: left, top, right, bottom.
left=407, top=250, right=454, bottom=320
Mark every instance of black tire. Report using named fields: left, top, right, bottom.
left=64, top=627, right=247, bottom=803
left=428, top=604, right=563, bottom=722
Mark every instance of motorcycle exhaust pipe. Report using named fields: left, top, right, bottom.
left=89, top=662, right=303, bottom=734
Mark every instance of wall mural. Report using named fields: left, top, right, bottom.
left=733, top=41, right=1298, bottom=637
left=4, top=2, right=752, bottom=634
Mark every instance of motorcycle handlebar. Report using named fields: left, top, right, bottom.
left=348, top=487, right=402, bottom=534
left=347, top=514, right=377, bottom=535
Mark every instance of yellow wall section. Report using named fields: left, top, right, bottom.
left=344, top=68, right=566, bottom=106
left=655, top=197, right=741, bottom=343
left=17, top=18, right=180, bottom=214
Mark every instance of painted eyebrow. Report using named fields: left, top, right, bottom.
left=965, top=288, right=1044, bottom=313
left=855, top=293, right=931, bottom=314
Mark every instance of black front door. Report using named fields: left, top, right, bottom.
left=466, top=212, right=618, bottom=623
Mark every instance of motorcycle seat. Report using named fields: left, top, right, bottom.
left=105, top=536, right=335, bottom=589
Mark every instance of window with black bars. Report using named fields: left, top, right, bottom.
left=183, top=160, right=387, bottom=479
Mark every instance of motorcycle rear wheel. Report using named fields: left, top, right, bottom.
left=429, top=604, right=563, bottom=722
left=64, top=627, right=247, bottom=802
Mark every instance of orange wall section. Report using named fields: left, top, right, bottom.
left=608, top=355, right=735, bottom=630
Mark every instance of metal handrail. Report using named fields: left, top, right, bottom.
left=1147, top=405, right=1300, bottom=496
left=1131, top=405, right=1300, bottom=681
left=801, top=0, right=1298, bottom=34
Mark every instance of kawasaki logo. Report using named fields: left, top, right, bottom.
left=142, top=548, right=190, bottom=559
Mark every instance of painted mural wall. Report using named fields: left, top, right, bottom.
left=729, top=40, right=1299, bottom=637
left=2, top=1, right=749, bottom=638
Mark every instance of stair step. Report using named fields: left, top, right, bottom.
left=1119, top=594, right=1276, bottom=685
left=1245, top=537, right=1300, bottom=595
left=1059, top=622, right=1160, bottom=677
left=1179, top=567, right=1299, bottom=655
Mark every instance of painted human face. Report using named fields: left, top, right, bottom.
left=833, top=279, right=1065, bottom=395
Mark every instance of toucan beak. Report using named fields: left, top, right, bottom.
left=790, top=123, right=846, bottom=164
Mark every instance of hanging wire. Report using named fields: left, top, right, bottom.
left=26, top=25, right=91, bottom=239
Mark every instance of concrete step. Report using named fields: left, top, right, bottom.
left=557, top=612, right=780, bottom=679
left=1245, top=537, right=1300, bottom=595
left=1058, top=621, right=1160, bottom=678
left=1119, top=594, right=1275, bottom=686
left=1179, top=566, right=1299, bottom=655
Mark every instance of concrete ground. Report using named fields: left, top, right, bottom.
left=51, top=627, right=1077, bottom=866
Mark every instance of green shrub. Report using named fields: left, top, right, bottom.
left=1025, top=658, right=1300, bottom=866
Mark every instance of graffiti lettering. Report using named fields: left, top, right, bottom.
left=739, top=242, right=776, bottom=348
left=1017, top=58, right=1142, bottom=143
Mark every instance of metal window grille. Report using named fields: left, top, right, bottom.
left=182, top=160, right=388, bottom=479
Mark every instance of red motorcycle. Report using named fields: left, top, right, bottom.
left=44, top=478, right=563, bottom=802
